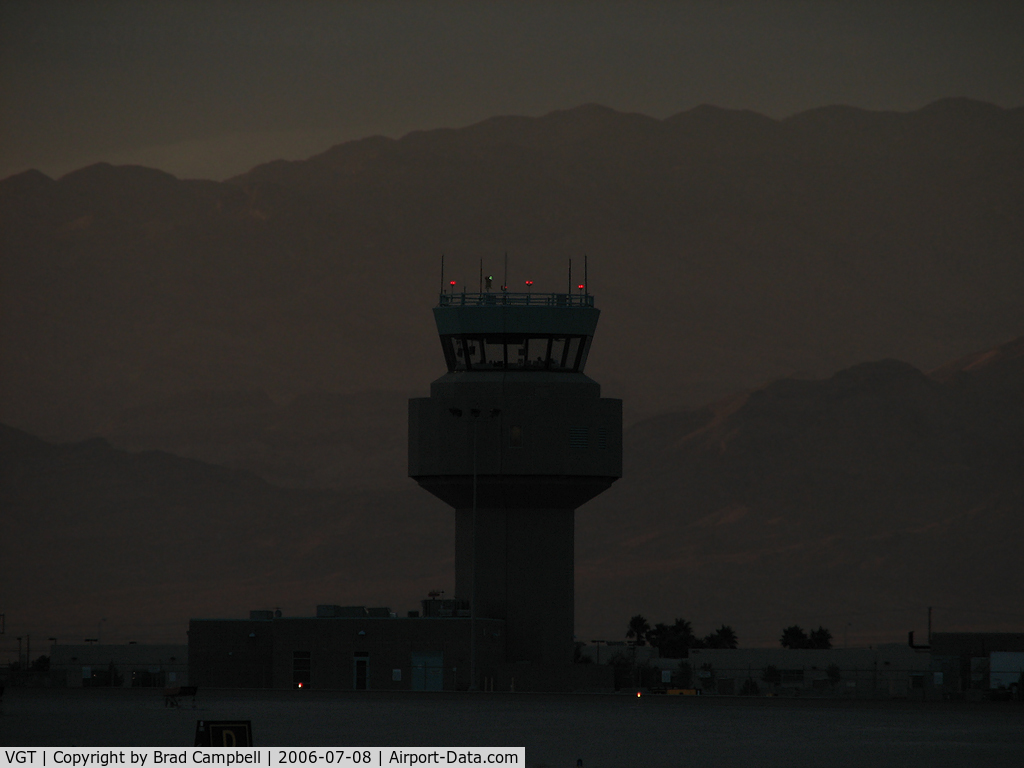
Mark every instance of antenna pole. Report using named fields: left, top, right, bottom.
left=584, top=254, right=588, bottom=295
left=504, top=252, right=508, bottom=292
left=441, top=253, right=445, bottom=296
left=568, top=258, right=572, bottom=295
left=479, top=258, right=483, bottom=293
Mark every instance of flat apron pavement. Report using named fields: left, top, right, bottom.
left=1, top=689, right=1022, bottom=768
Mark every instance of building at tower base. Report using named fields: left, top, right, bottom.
left=187, top=603, right=613, bottom=691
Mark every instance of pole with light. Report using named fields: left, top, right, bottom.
left=469, top=407, right=501, bottom=691
left=470, top=407, right=480, bottom=691
left=449, top=405, right=500, bottom=691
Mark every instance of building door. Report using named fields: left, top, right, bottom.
left=410, top=652, right=444, bottom=691
left=353, top=654, right=369, bottom=690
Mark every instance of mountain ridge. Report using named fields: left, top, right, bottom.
left=2, top=96, right=1022, bottom=449
left=3, top=338, right=1022, bottom=647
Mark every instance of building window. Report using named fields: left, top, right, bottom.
left=293, top=651, right=311, bottom=688
left=509, top=426, right=523, bottom=447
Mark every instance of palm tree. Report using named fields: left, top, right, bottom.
left=714, top=624, right=738, bottom=649
left=647, top=622, right=671, bottom=651
left=647, top=619, right=696, bottom=658
left=704, top=625, right=738, bottom=649
left=626, top=614, right=651, bottom=645
left=673, top=618, right=695, bottom=643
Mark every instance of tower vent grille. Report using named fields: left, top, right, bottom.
left=569, top=426, right=589, bottom=448
left=597, top=428, right=608, bottom=449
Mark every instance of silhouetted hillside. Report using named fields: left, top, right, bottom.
left=3, top=339, right=1023, bottom=645
left=0, top=423, right=451, bottom=642
left=2, top=99, right=1023, bottom=447
left=578, top=338, right=1024, bottom=644
left=104, top=388, right=411, bottom=489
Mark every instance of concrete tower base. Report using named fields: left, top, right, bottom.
left=456, top=507, right=574, bottom=666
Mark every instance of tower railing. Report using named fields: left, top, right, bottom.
left=438, top=292, right=594, bottom=308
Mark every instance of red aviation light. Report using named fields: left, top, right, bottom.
left=449, top=281, right=456, bottom=286
left=525, top=280, right=533, bottom=286
left=578, top=284, right=584, bottom=290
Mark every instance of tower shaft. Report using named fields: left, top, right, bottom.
left=456, top=507, right=574, bottom=665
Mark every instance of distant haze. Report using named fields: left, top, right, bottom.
left=1, top=98, right=1023, bottom=649
left=2, top=1, right=1024, bottom=181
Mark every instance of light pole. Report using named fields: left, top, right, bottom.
left=591, top=640, right=606, bottom=665
left=449, top=405, right=499, bottom=691
left=470, top=407, right=480, bottom=691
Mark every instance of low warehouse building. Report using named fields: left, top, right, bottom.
left=50, top=643, right=187, bottom=688
left=681, top=644, right=933, bottom=698
left=189, top=602, right=610, bottom=692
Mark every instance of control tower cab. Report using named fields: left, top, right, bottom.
left=409, top=289, right=622, bottom=672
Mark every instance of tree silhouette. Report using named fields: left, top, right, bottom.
left=673, top=618, right=693, bottom=635
left=809, top=626, right=833, bottom=649
left=647, top=622, right=672, bottom=652
left=703, top=625, right=738, bottom=649
left=780, top=624, right=832, bottom=649
left=626, top=614, right=651, bottom=646
left=647, top=618, right=699, bottom=657
left=780, top=625, right=809, bottom=649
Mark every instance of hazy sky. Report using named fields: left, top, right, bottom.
left=2, top=1, right=1023, bottom=181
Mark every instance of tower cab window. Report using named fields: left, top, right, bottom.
left=442, top=335, right=588, bottom=372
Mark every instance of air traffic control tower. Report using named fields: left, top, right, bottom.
left=409, top=286, right=622, bottom=675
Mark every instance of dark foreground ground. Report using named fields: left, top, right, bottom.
left=1, top=688, right=1022, bottom=767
